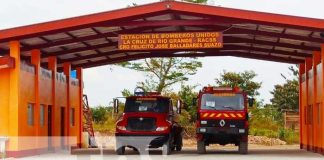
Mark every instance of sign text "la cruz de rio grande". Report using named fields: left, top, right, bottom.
left=118, top=32, right=223, bottom=50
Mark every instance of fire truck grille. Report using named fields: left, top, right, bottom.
left=127, top=117, right=157, bottom=131
left=200, top=120, right=245, bottom=128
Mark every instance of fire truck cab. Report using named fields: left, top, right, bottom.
left=113, top=87, right=183, bottom=155
left=194, top=87, right=253, bottom=154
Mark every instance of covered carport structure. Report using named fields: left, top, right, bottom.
left=0, top=0, right=323, bottom=157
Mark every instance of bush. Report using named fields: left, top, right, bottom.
left=92, top=106, right=110, bottom=124
left=279, top=128, right=299, bottom=144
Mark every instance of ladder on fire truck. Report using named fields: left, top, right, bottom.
left=82, top=95, right=97, bottom=148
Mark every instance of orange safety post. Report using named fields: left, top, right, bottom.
left=76, top=67, right=83, bottom=148
left=48, top=56, right=57, bottom=151
left=299, top=63, right=305, bottom=149
left=312, top=51, right=321, bottom=153
left=305, top=57, right=313, bottom=151
left=63, top=62, right=71, bottom=148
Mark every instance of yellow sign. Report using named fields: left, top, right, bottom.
left=118, top=32, right=223, bottom=50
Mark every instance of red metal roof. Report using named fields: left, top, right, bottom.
left=0, top=1, right=323, bottom=69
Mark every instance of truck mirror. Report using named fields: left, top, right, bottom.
left=248, top=98, right=254, bottom=107
left=176, top=100, right=182, bottom=114
left=113, top=98, right=119, bottom=113
left=192, top=98, right=197, bottom=106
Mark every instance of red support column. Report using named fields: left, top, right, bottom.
left=321, top=44, right=324, bottom=155
left=48, top=56, right=56, bottom=150
left=312, top=51, right=321, bottom=153
left=30, top=49, right=41, bottom=151
left=63, top=62, right=71, bottom=148
left=299, top=63, right=305, bottom=149
left=305, top=57, right=313, bottom=151
left=76, top=67, right=83, bottom=148
left=8, top=41, right=20, bottom=153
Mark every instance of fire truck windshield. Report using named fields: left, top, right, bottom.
left=124, top=99, right=169, bottom=113
left=201, top=93, right=244, bottom=110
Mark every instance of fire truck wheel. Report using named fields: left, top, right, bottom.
left=162, top=140, right=171, bottom=155
left=132, top=147, right=139, bottom=152
left=116, top=146, right=125, bottom=155
left=197, top=140, right=206, bottom=154
left=239, top=141, right=248, bottom=154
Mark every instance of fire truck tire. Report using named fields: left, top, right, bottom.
left=239, top=141, right=248, bottom=154
left=116, top=146, right=125, bottom=155
left=197, top=140, right=206, bottom=154
left=162, top=140, right=171, bottom=155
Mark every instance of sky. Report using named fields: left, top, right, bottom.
left=1, top=0, right=323, bottom=106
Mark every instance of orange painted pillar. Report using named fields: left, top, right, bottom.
left=31, top=49, right=41, bottom=151
left=63, top=62, right=71, bottom=147
left=299, top=63, right=305, bottom=149
left=321, top=44, right=324, bottom=155
left=312, top=51, right=321, bottom=153
left=8, top=41, right=21, bottom=152
left=305, top=57, right=313, bottom=151
left=48, top=56, right=56, bottom=150
left=76, top=67, right=83, bottom=148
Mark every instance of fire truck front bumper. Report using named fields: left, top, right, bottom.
left=115, top=134, right=170, bottom=148
left=196, top=127, right=247, bottom=135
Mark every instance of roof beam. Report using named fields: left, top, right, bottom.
left=220, top=27, right=324, bottom=44
left=111, top=19, right=230, bottom=27
left=0, top=2, right=172, bottom=43
left=19, top=26, right=165, bottom=52
left=224, top=36, right=320, bottom=51
left=170, top=2, right=324, bottom=32
left=55, top=43, right=309, bottom=65
left=71, top=50, right=303, bottom=69
left=44, top=35, right=312, bottom=61
left=43, top=42, right=118, bottom=58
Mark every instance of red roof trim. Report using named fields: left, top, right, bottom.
left=0, top=1, right=323, bottom=43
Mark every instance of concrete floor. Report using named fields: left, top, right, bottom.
left=13, top=145, right=323, bottom=160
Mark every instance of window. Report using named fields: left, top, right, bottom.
left=70, top=108, right=75, bottom=127
left=27, top=103, right=34, bottom=126
left=40, top=105, right=45, bottom=127
left=124, top=99, right=169, bottom=113
left=201, top=93, right=244, bottom=110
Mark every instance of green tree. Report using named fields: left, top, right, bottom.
left=270, top=80, right=299, bottom=112
left=270, top=65, right=299, bottom=112
left=120, top=58, right=202, bottom=92
left=121, top=89, right=133, bottom=97
left=178, top=84, right=198, bottom=122
left=215, top=70, right=262, bottom=97
left=92, top=106, right=109, bottom=124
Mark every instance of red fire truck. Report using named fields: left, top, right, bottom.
left=113, top=87, right=183, bottom=155
left=194, top=87, right=253, bottom=154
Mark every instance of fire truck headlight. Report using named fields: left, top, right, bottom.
left=239, top=129, right=245, bottom=133
left=117, top=126, right=126, bottom=131
left=200, top=128, right=206, bottom=133
left=200, top=121, right=207, bottom=125
left=156, top=127, right=168, bottom=131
